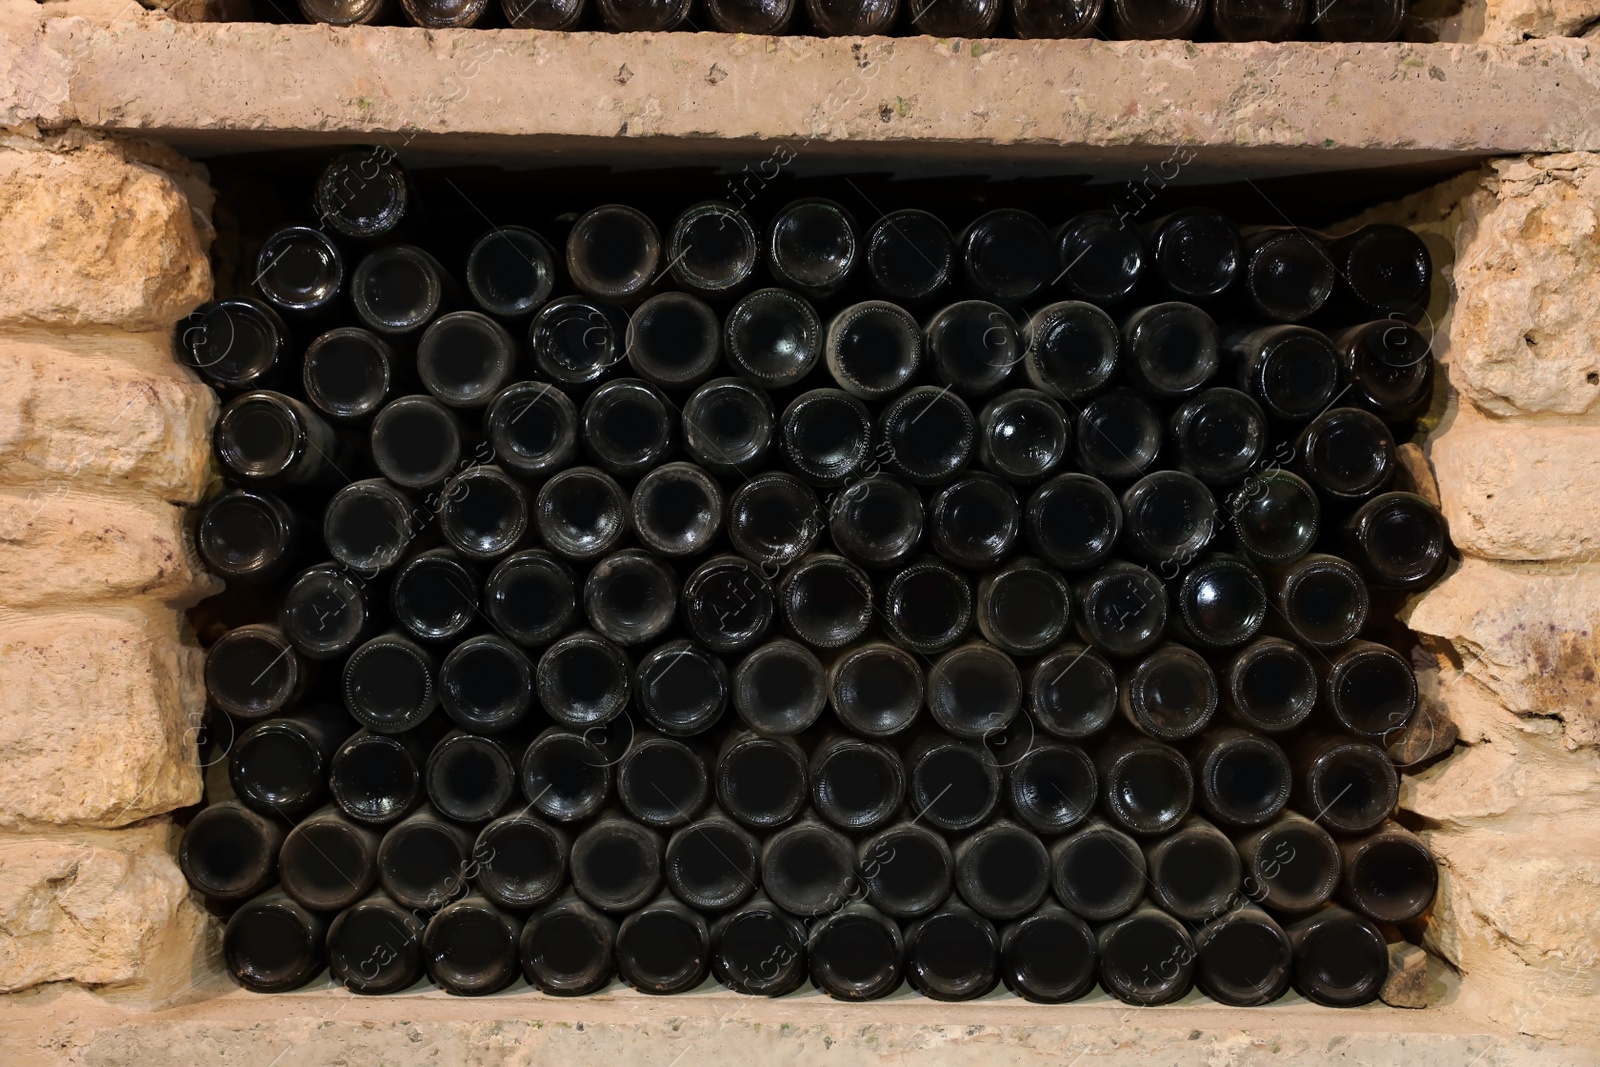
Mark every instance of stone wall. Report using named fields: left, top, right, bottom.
left=0, top=131, right=217, bottom=999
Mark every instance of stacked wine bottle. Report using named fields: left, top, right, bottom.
left=291, top=0, right=1410, bottom=43
left=179, top=146, right=1447, bottom=1006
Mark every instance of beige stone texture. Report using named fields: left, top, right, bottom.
left=0, top=332, right=217, bottom=504
left=0, top=607, right=204, bottom=830
left=1479, top=0, right=1600, bottom=44
left=1381, top=942, right=1429, bottom=1008
left=0, top=820, right=214, bottom=997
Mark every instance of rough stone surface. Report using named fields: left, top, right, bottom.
left=1479, top=0, right=1600, bottom=44
left=0, top=138, right=208, bottom=330
left=1427, top=405, right=1600, bottom=562
left=0, top=333, right=217, bottom=504
left=0, top=608, right=204, bottom=830
left=0, top=820, right=212, bottom=996
left=1382, top=942, right=1429, bottom=1009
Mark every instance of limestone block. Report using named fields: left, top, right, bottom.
left=0, top=820, right=213, bottom=994
left=1381, top=942, right=1428, bottom=1009
left=0, top=607, right=203, bottom=829
left=0, top=139, right=209, bottom=329
left=1479, top=0, right=1600, bottom=44
left=1428, top=406, right=1600, bottom=562
left=1450, top=154, right=1600, bottom=418
left=0, top=488, right=218, bottom=608
left=1406, top=557, right=1600, bottom=746
left=0, top=334, right=217, bottom=504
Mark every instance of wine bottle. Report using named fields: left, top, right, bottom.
left=1007, top=741, right=1097, bottom=835
left=828, top=474, right=924, bottom=568
left=1024, top=473, right=1122, bottom=571
left=1189, top=727, right=1291, bottom=829
left=1345, top=491, right=1450, bottom=589
left=1328, top=223, right=1432, bottom=323
left=569, top=815, right=665, bottom=913
left=1309, top=0, right=1406, bottom=42
left=1074, top=560, right=1168, bottom=657
left=779, top=553, right=874, bottom=649
left=326, top=892, right=426, bottom=995
left=342, top=631, right=438, bottom=734
left=727, top=472, right=822, bottom=569
left=1095, top=731, right=1193, bottom=836
left=960, top=208, right=1055, bottom=304
left=1270, top=553, right=1370, bottom=649
left=865, top=208, right=955, bottom=307
left=903, top=902, right=1001, bottom=1001
left=519, top=894, right=617, bottom=996
left=482, top=383, right=579, bottom=482
left=529, top=296, right=630, bottom=388
left=416, top=311, right=517, bottom=409
left=179, top=800, right=284, bottom=902
left=666, top=201, right=761, bottom=299
left=853, top=823, right=950, bottom=921
left=761, top=817, right=856, bottom=918
left=1228, top=469, right=1320, bottom=565
left=1320, top=639, right=1418, bottom=738
left=330, top=728, right=427, bottom=826
left=617, top=732, right=710, bottom=828
left=1229, top=325, right=1342, bottom=423
left=324, top=478, right=415, bottom=576
left=369, top=394, right=464, bottom=489
left=906, top=732, right=1001, bottom=833
left=1210, top=0, right=1305, bottom=39
left=909, top=0, right=1001, bottom=32
left=1339, top=822, right=1438, bottom=924
left=778, top=388, right=873, bottom=487
left=1168, top=387, right=1268, bottom=487
left=278, top=804, right=382, bottom=912
left=924, top=300, right=1020, bottom=398
left=808, top=903, right=904, bottom=1000
left=537, top=631, right=633, bottom=729
left=223, top=890, right=327, bottom=993
left=825, top=300, right=922, bottom=399
left=351, top=245, right=454, bottom=335
left=1142, top=814, right=1242, bottom=921
left=629, top=462, right=725, bottom=559
left=581, top=378, right=678, bottom=477
left=1022, top=301, right=1121, bottom=400
left=299, top=0, right=390, bottom=28
left=682, top=555, right=776, bottom=654
left=682, top=378, right=775, bottom=475
left=929, top=472, right=1021, bottom=569
left=1222, top=637, right=1317, bottom=733
left=1192, top=902, right=1292, bottom=1006
left=425, top=731, right=517, bottom=824
left=1049, top=818, right=1146, bottom=921
left=1119, top=470, right=1218, bottom=571
left=976, top=389, right=1072, bottom=484
left=767, top=198, right=858, bottom=298
left=1235, top=812, right=1341, bottom=914
left=1075, top=387, right=1163, bottom=483
left=663, top=812, right=760, bottom=912
left=1295, top=407, right=1396, bottom=500
left=1120, top=302, right=1221, bottom=398
left=439, top=636, right=535, bottom=734
left=717, top=731, right=808, bottom=830
left=1168, top=554, right=1267, bottom=651
left=880, top=557, right=972, bottom=655
left=704, top=0, right=798, bottom=34
left=566, top=203, right=662, bottom=304
left=280, top=563, right=379, bottom=662
left=1284, top=905, right=1389, bottom=1006
left=438, top=465, right=529, bottom=562
left=1120, top=642, right=1218, bottom=743
left=423, top=895, right=521, bottom=996
left=302, top=327, right=396, bottom=423
left=376, top=805, right=475, bottom=910
left=627, top=292, right=722, bottom=391
left=1291, top=733, right=1399, bottom=835
left=389, top=549, right=478, bottom=644
left=1029, top=644, right=1120, bottom=740
left=229, top=704, right=354, bottom=819
left=534, top=466, right=630, bottom=561
left=313, top=149, right=410, bottom=240
left=724, top=288, right=822, bottom=388
left=709, top=894, right=809, bottom=996
left=926, top=641, right=1023, bottom=741
left=953, top=820, right=1051, bottom=922
left=810, top=734, right=904, bottom=832
left=214, top=390, right=339, bottom=488
left=1239, top=227, right=1336, bottom=322
left=999, top=905, right=1098, bottom=1003
left=1097, top=904, right=1196, bottom=1005
left=1141, top=208, right=1241, bottom=299
left=582, top=548, right=680, bottom=647
left=472, top=813, right=568, bottom=911
left=975, top=557, right=1070, bottom=655
left=520, top=726, right=612, bottom=824
left=483, top=550, right=578, bottom=648
left=255, top=224, right=343, bottom=317
left=198, top=487, right=303, bottom=584
left=636, top=640, right=729, bottom=737
left=174, top=297, right=289, bottom=394
left=879, top=387, right=980, bottom=485
left=732, top=639, right=828, bottom=736
left=807, top=0, right=899, bottom=32
left=828, top=641, right=924, bottom=738
left=463, top=224, right=556, bottom=318
left=205, top=624, right=306, bottom=721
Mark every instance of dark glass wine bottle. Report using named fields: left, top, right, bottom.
left=704, top=0, right=798, bottom=34
left=865, top=209, right=955, bottom=307
left=1284, top=905, right=1389, bottom=1006
left=326, top=892, right=426, bottom=995
left=807, top=0, right=899, bottom=31
left=1141, top=208, right=1241, bottom=298
left=1222, top=637, right=1317, bottom=733
left=1291, top=734, right=1399, bottom=835
left=1119, top=643, right=1218, bottom=742
left=1189, top=727, right=1292, bottom=828
left=682, top=378, right=774, bottom=475
left=583, top=549, right=680, bottom=647
left=828, top=474, right=924, bottom=569
left=903, top=902, right=1000, bottom=1001
left=828, top=642, right=924, bottom=738
left=198, top=487, right=303, bottom=584
left=351, top=245, right=454, bottom=336
left=369, top=395, right=463, bottom=489
left=927, top=641, right=1023, bottom=741
left=463, top=224, right=556, bottom=318
left=826, top=300, right=924, bottom=401
left=780, top=553, right=874, bottom=650
left=1074, top=387, right=1163, bottom=484
left=682, top=555, right=775, bottom=655
left=1228, top=469, right=1321, bottom=565
left=930, top=473, right=1022, bottom=569
left=376, top=805, right=474, bottom=910
left=1096, top=904, right=1195, bottom=1005
left=1119, top=470, right=1217, bottom=570
left=179, top=800, right=283, bottom=901
left=1210, top=0, right=1305, bottom=39
left=906, top=732, right=1001, bottom=833
left=855, top=823, right=952, bottom=920
left=330, top=729, right=427, bottom=826
left=483, top=382, right=578, bottom=482
left=1229, top=325, right=1342, bottom=423
left=569, top=815, right=664, bottom=913
left=663, top=813, right=760, bottom=912
left=534, top=466, right=630, bottom=561
left=214, top=390, right=339, bottom=488
left=1328, top=223, right=1433, bottom=323
left=617, top=732, right=710, bottom=829
left=223, top=890, right=327, bottom=992
left=174, top=297, right=289, bottom=394
left=1193, top=902, right=1292, bottom=1006
left=716, top=731, right=808, bottom=831
left=1345, top=491, right=1450, bottom=589
left=314, top=148, right=409, bottom=240
left=566, top=203, right=662, bottom=304
left=1168, top=554, right=1267, bottom=651
left=205, top=624, right=306, bottom=721
left=1053, top=210, right=1144, bottom=301
left=423, top=895, right=521, bottom=996
left=1029, top=644, right=1120, bottom=740
left=439, top=636, right=535, bottom=734
left=342, top=632, right=438, bottom=734
left=1169, top=387, right=1267, bottom=487
left=810, top=734, right=904, bottom=832
left=416, top=311, right=516, bottom=409
left=1142, top=814, right=1242, bottom=921
left=667, top=201, right=761, bottom=298
left=732, top=639, right=827, bottom=736
left=635, top=640, right=729, bottom=737
left=1234, top=812, right=1341, bottom=914
left=255, top=224, right=343, bottom=316
left=1095, top=731, right=1193, bottom=836
left=1121, top=302, right=1221, bottom=398
left=960, top=209, right=1056, bottom=305
left=483, top=550, right=577, bottom=648
left=626, top=292, right=722, bottom=391
left=1022, top=300, right=1121, bottom=400
left=1309, top=0, right=1406, bottom=42
left=581, top=378, right=677, bottom=478
left=953, top=821, right=1051, bottom=922
left=908, top=0, right=1001, bottom=32
left=778, top=388, right=872, bottom=487
left=1320, top=639, right=1418, bottom=739
left=710, top=894, right=808, bottom=996
left=725, top=288, right=822, bottom=388
left=1239, top=226, right=1335, bottom=322
left=1339, top=822, right=1438, bottom=924
left=808, top=903, right=904, bottom=1000
left=529, top=296, right=630, bottom=388
left=1049, top=818, right=1146, bottom=921
left=629, top=462, right=724, bottom=560
left=229, top=704, right=354, bottom=819
left=1270, top=553, right=1370, bottom=649
left=761, top=817, right=856, bottom=918
left=278, top=804, right=382, bottom=912
left=519, top=726, right=612, bottom=824
left=881, top=557, right=972, bottom=655
left=1074, top=561, right=1168, bottom=657
left=519, top=894, right=617, bottom=996
left=302, top=327, right=395, bottom=423
left=389, top=549, right=478, bottom=645
left=1295, top=406, right=1396, bottom=500
left=425, top=731, right=516, bottom=824
left=438, top=465, right=529, bottom=562
left=976, top=389, right=1071, bottom=484
left=324, top=479, right=415, bottom=577
left=999, top=905, right=1098, bottom=1003
left=924, top=300, right=1020, bottom=398
left=727, top=472, right=822, bottom=569
left=1024, top=473, right=1122, bottom=571
left=976, top=557, right=1070, bottom=655
left=767, top=198, right=858, bottom=298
